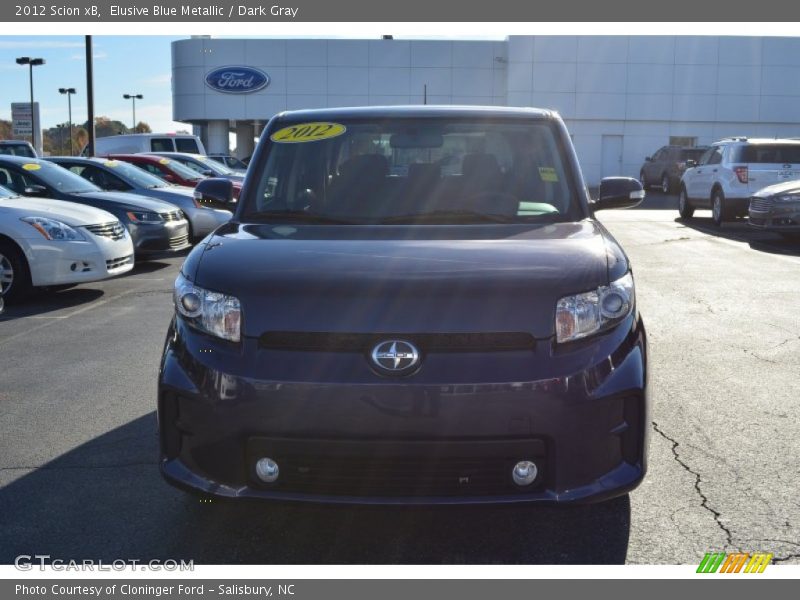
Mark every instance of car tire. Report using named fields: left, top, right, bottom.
left=711, top=189, right=729, bottom=227
left=661, top=174, right=671, bottom=194
left=0, top=240, right=33, bottom=304
left=639, top=170, right=648, bottom=189
left=678, top=187, right=694, bottom=219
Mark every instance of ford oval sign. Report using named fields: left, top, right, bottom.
left=205, top=66, right=269, bottom=94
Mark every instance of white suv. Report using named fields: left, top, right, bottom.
left=678, top=138, right=800, bottom=226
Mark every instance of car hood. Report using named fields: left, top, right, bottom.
left=73, top=190, right=180, bottom=212
left=132, top=185, right=196, bottom=203
left=0, top=196, right=118, bottom=226
left=191, top=221, right=612, bottom=340
left=752, top=180, right=800, bottom=197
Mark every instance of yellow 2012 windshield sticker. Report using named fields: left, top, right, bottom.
left=22, top=163, right=41, bottom=171
left=104, top=161, right=119, bottom=168
left=270, top=122, right=346, bottom=143
left=538, top=167, right=558, bottom=182
left=159, top=158, right=170, bottom=165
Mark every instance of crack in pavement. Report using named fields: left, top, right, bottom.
left=651, top=421, right=734, bottom=550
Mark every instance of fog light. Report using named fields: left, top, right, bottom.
left=255, top=457, right=279, bottom=483
left=512, top=460, right=538, bottom=486
left=180, top=292, right=201, bottom=316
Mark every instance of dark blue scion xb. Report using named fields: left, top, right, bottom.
left=158, top=106, right=649, bottom=504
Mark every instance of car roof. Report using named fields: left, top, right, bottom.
left=107, top=153, right=160, bottom=161
left=0, top=140, right=32, bottom=145
left=713, top=138, right=800, bottom=146
left=273, top=105, right=554, bottom=122
left=0, top=155, right=43, bottom=164
left=149, top=152, right=206, bottom=159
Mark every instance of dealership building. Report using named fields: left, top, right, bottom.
left=172, top=35, right=800, bottom=185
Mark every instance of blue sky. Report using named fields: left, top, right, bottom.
left=0, top=36, right=183, bottom=132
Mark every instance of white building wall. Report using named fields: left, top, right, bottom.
left=174, top=36, right=800, bottom=185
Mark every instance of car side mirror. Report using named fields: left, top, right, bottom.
left=593, top=177, right=645, bottom=211
left=193, top=177, right=234, bottom=210
left=23, top=184, right=48, bottom=197
left=645, top=156, right=652, bottom=162
left=685, top=159, right=697, bottom=168
left=202, top=169, right=215, bottom=177
left=162, top=173, right=176, bottom=184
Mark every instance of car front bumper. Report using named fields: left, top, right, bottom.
left=749, top=200, right=800, bottom=232
left=25, top=234, right=134, bottom=287
left=128, top=219, right=191, bottom=258
left=157, top=315, right=649, bottom=505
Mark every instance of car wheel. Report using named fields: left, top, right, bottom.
left=661, top=174, right=671, bottom=194
left=0, top=241, right=33, bottom=304
left=678, top=187, right=694, bottom=219
left=639, top=170, right=647, bottom=189
left=711, top=189, right=728, bottom=227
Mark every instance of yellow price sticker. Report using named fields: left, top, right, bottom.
left=104, top=161, right=119, bottom=168
left=271, top=122, right=347, bottom=144
left=538, top=167, right=559, bottom=182
left=22, top=163, right=41, bottom=171
left=159, top=158, right=170, bottom=165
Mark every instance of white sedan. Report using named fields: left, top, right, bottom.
left=0, top=185, right=134, bottom=303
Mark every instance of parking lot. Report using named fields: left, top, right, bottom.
left=1, top=192, right=799, bottom=565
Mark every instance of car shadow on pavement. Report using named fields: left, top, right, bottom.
left=676, top=216, right=800, bottom=257
left=0, top=288, right=105, bottom=320
left=0, top=414, right=631, bottom=565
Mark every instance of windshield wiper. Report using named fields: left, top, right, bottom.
left=246, top=210, right=358, bottom=224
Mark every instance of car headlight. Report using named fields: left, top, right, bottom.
left=126, top=211, right=163, bottom=223
left=555, top=272, right=635, bottom=343
left=174, top=272, right=241, bottom=342
left=21, top=216, right=85, bottom=241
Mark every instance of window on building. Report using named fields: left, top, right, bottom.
left=669, top=136, right=697, bottom=147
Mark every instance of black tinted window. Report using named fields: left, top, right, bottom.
left=732, top=144, right=800, bottom=163
left=175, top=138, right=200, bottom=153
left=150, top=138, right=174, bottom=152
left=680, top=148, right=706, bottom=161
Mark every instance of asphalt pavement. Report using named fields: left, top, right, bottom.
left=1, top=192, right=798, bottom=564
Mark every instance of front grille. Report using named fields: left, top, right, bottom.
left=259, top=331, right=536, bottom=352
left=106, top=254, right=133, bottom=270
left=247, top=438, right=545, bottom=497
left=85, top=221, right=125, bottom=240
left=169, top=233, right=190, bottom=249
left=750, top=197, right=774, bottom=213
left=161, top=210, right=183, bottom=222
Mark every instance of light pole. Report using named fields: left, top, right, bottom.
left=59, top=88, right=76, bottom=155
left=16, top=57, right=45, bottom=151
left=122, top=93, right=143, bottom=132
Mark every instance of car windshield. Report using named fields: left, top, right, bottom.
left=96, top=159, right=172, bottom=188
left=21, top=161, right=100, bottom=194
left=0, top=144, right=36, bottom=158
left=245, top=117, right=579, bottom=224
left=0, top=184, right=20, bottom=198
left=178, top=156, right=233, bottom=176
left=150, top=157, right=207, bottom=181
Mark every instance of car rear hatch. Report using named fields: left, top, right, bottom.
left=731, top=143, right=800, bottom=192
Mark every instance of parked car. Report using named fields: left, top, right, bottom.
left=148, top=152, right=245, bottom=184
left=159, top=105, right=648, bottom=505
left=0, top=184, right=134, bottom=303
left=748, top=180, right=800, bottom=239
left=0, top=140, right=37, bottom=158
left=88, top=133, right=205, bottom=156
left=679, top=137, right=800, bottom=226
left=207, top=154, right=248, bottom=173
left=48, top=157, right=233, bottom=241
left=0, top=156, right=190, bottom=259
left=639, top=145, right=708, bottom=193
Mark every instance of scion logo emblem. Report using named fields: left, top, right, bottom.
left=370, top=340, right=420, bottom=375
